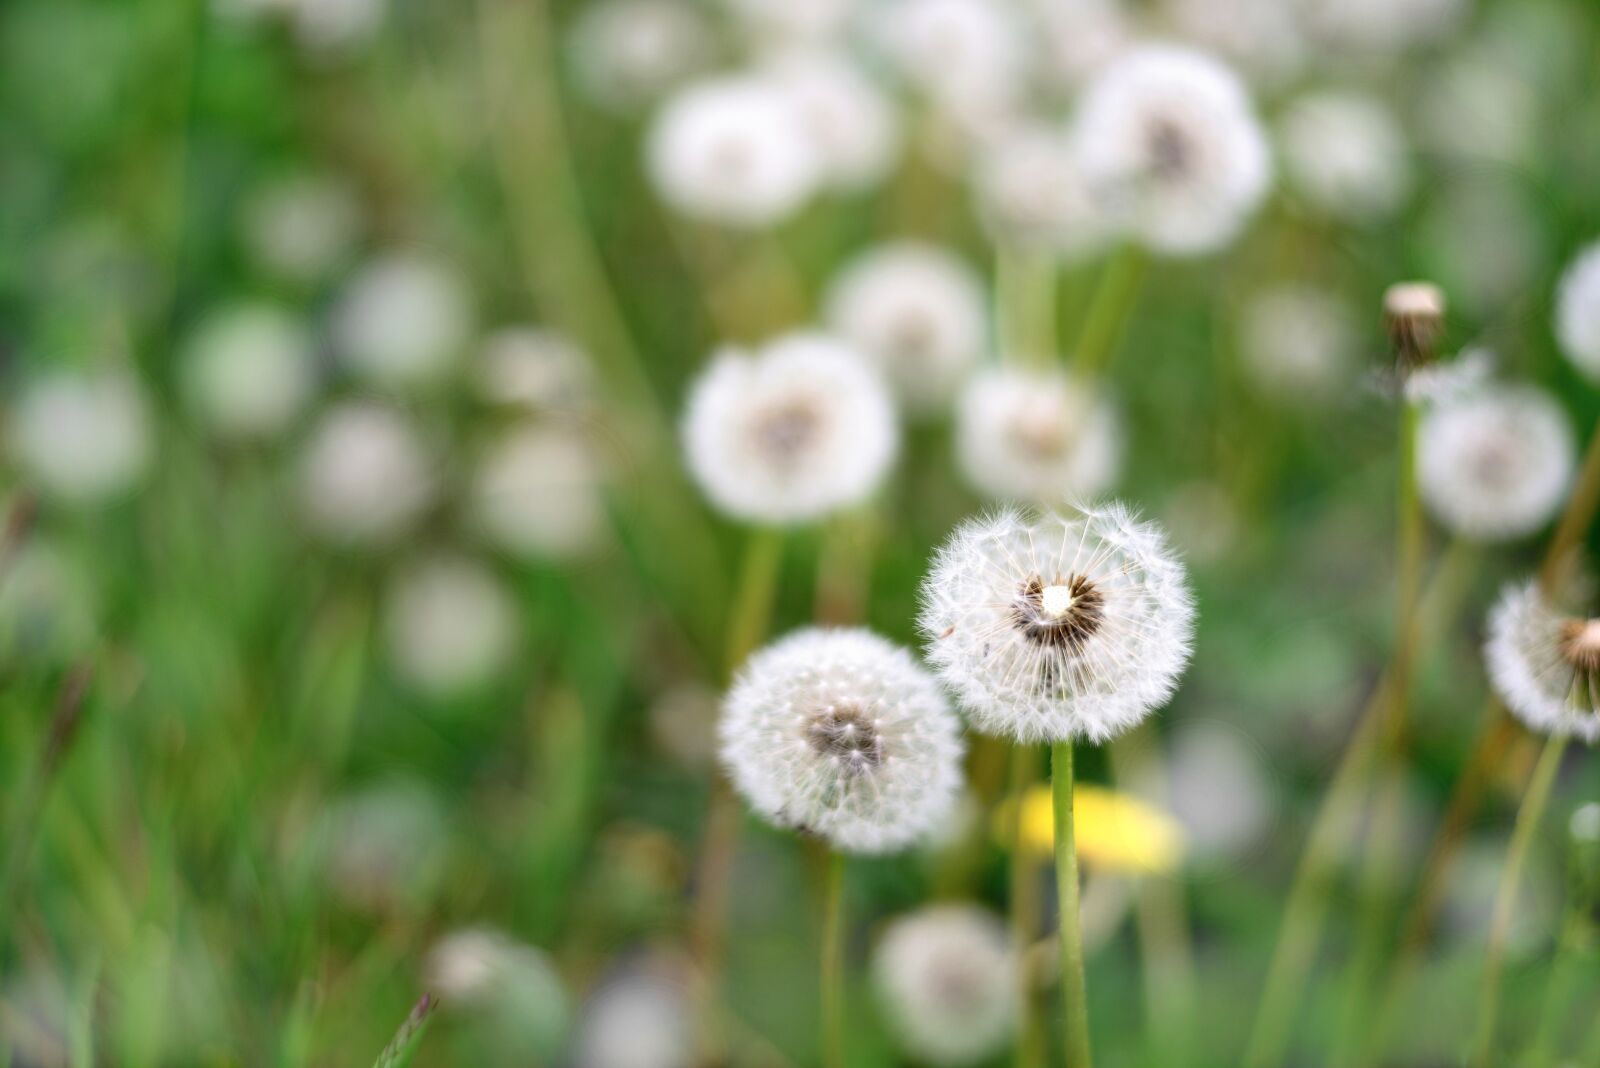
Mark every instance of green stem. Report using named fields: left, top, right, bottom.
left=1471, top=735, right=1570, bottom=1068
left=1052, top=741, right=1093, bottom=1068
left=996, top=245, right=1058, bottom=367
left=725, top=528, right=784, bottom=677
left=1524, top=917, right=1587, bottom=1068
left=1011, top=744, right=1045, bottom=1068
left=821, top=851, right=847, bottom=1068
left=1070, top=246, right=1146, bottom=383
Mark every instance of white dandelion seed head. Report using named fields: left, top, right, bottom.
left=646, top=75, right=820, bottom=228
left=1416, top=52, right=1538, bottom=165
left=1031, top=0, right=1131, bottom=93
left=239, top=172, right=359, bottom=283
left=1129, top=721, right=1273, bottom=862
left=1417, top=384, right=1574, bottom=542
left=955, top=367, right=1122, bottom=504
left=974, top=124, right=1112, bottom=261
left=763, top=50, right=901, bottom=193
left=649, top=681, right=722, bottom=770
left=1072, top=44, right=1271, bottom=256
left=574, top=955, right=695, bottom=1068
left=722, top=0, right=855, bottom=48
left=873, top=904, right=1017, bottom=1067
left=1280, top=90, right=1410, bottom=222
left=568, top=0, right=716, bottom=114
left=1300, top=0, right=1467, bottom=55
left=385, top=554, right=519, bottom=697
left=9, top=369, right=151, bottom=506
left=1420, top=181, right=1545, bottom=316
left=918, top=504, right=1196, bottom=744
left=332, top=252, right=473, bottom=388
left=1571, top=802, right=1600, bottom=843
left=1486, top=580, right=1600, bottom=745
left=1162, top=0, right=1308, bottom=87
left=1556, top=242, right=1600, bottom=383
left=426, top=928, right=570, bottom=1056
left=0, top=539, right=97, bottom=665
left=719, top=627, right=966, bottom=854
left=298, top=402, right=435, bottom=545
left=1238, top=284, right=1358, bottom=401
left=318, top=779, right=449, bottom=912
left=682, top=332, right=898, bottom=525
left=426, top=927, right=520, bottom=1002
left=181, top=302, right=318, bottom=439
left=471, top=423, right=609, bottom=561
left=875, top=0, right=1027, bottom=118
left=824, top=242, right=987, bottom=415
left=289, top=0, right=387, bottom=52
left=476, top=327, right=594, bottom=413
left=1402, top=346, right=1494, bottom=407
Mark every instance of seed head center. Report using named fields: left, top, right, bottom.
left=1561, top=618, right=1600, bottom=673
left=805, top=703, right=883, bottom=773
left=1041, top=583, right=1077, bottom=619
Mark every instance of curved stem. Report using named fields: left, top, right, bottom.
left=820, top=852, right=847, bottom=1068
left=1470, top=735, right=1570, bottom=1068
left=1011, top=744, right=1045, bottom=1068
left=1052, top=741, right=1093, bottom=1068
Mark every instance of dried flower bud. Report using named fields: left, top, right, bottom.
left=1383, top=281, right=1446, bottom=369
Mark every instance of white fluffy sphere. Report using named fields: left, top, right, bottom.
left=240, top=172, right=359, bottom=283
left=568, top=0, right=715, bottom=114
left=720, top=627, right=966, bottom=854
left=1238, top=284, right=1358, bottom=401
left=646, top=76, right=820, bottom=227
left=1073, top=45, right=1271, bottom=255
left=9, top=370, right=151, bottom=505
left=824, top=243, right=987, bottom=414
left=875, top=0, right=1026, bottom=118
left=298, top=402, right=435, bottom=544
left=764, top=51, right=901, bottom=193
left=475, top=328, right=594, bottom=412
left=332, top=253, right=473, bottom=388
left=1486, top=581, right=1600, bottom=746
left=1416, top=385, right=1574, bottom=542
left=471, top=423, right=609, bottom=561
left=385, top=555, right=519, bottom=696
left=1280, top=90, right=1410, bottom=222
left=919, top=504, right=1196, bottom=743
left=955, top=367, right=1122, bottom=503
left=873, top=905, right=1017, bottom=1066
left=181, top=303, right=318, bottom=438
left=974, top=125, right=1111, bottom=260
left=1556, top=242, right=1600, bottom=382
left=682, top=332, right=898, bottom=524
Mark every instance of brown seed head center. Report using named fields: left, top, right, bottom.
left=805, top=703, right=883, bottom=773
left=1012, top=573, right=1105, bottom=651
left=751, top=400, right=822, bottom=465
left=1560, top=618, right=1600, bottom=674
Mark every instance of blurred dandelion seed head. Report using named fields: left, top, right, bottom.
left=1486, top=581, right=1600, bottom=745
left=9, top=369, right=151, bottom=505
left=956, top=367, right=1122, bottom=503
left=1556, top=241, right=1600, bottom=382
left=181, top=302, right=317, bottom=439
left=298, top=402, right=435, bottom=545
left=873, top=904, right=1016, bottom=1067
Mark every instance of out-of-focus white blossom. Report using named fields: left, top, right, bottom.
left=1486, top=580, right=1600, bottom=745
left=1129, top=721, right=1272, bottom=861
left=476, top=328, right=594, bottom=412
left=1300, top=0, right=1467, bottom=54
left=721, top=0, right=855, bottom=48
left=1556, top=242, right=1600, bottom=382
left=1280, top=90, right=1410, bottom=221
left=873, top=905, right=1016, bottom=1066
left=1073, top=45, right=1271, bottom=255
left=648, top=681, right=722, bottom=770
left=875, top=0, right=1027, bottom=119
left=9, top=370, right=151, bottom=505
left=426, top=928, right=569, bottom=1056
left=955, top=367, right=1122, bottom=503
left=1416, top=52, right=1538, bottom=164
left=240, top=172, right=360, bottom=283
left=682, top=332, right=898, bottom=524
left=920, top=504, right=1195, bottom=743
left=1163, top=0, right=1307, bottom=87
left=298, top=402, right=435, bottom=545
left=646, top=76, right=820, bottom=227
left=1419, top=180, right=1545, bottom=315
left=0, top=540, right=96, bottom=665
left=317, top=779, right=450, bottom=911
left=332, top=253, right=473, bottom=388
left=569, top=0, right=716, bottom=113
left=574, top=955, right=695, bottom=1068
left=181, top=303, right=318, bottom=438
left=824, top=242, right=987, bottom=414
left=1238, top=284, right=1358, bottom=400
left=764, top=51, right=900, bottom=193
left=720, top=627, right=965, bottom=853
left=1031, top=0, right=1130, bottom=93
left=1416, top=384, right=1573, bottom=541
left=472, top=423, right=609, bottom=561
left=974, top=125, right=1110, bottom=260
left=385, top=555, right=519, bottom=696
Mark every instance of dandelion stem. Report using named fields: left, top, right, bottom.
left=1070, top=245, right=1146, bottom=383
left=820, top=851, right=847, bottom=1068
left=997, top=245, right=1058, bottom=367
left=1524, top=913, right=1590, bottom=1068
left=1052, top=740, right=1094, bottom=1068
left=1011, top=744, right=1046, bottom=1068
left=1470, top=734, right=1570, bottom=1068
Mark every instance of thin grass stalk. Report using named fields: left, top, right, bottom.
left=1053, top=740, right=1093, bottom=1068
left=820, top=851, right=847, bottom=1068
left=1470, top=734, right=1571, bottom=1068
left=1070, top=246, right=1147, bottom=383
left=371, top=994, right=436, bottom=1068
left=1011, top=743, right=1046, bottom=1068
left=1523, top=915, right=1592, bottom=1068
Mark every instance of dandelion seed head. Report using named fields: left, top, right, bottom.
left=1072, top=45, right=1270, bottom=256
left=919, top=504, right=1195, bottom=743
left=875, top=0, right=1026, bottom=118
left=574, top=955, right=695, bottom=1068
left=476, top=328, right=594, bottom=413
left=824, top=243, right=986, bottom=414
left=720, top=627, right=965, bottom=854
left=683, top=333, right=898, bottom=524
left=332, top=252, right=473, bottom=388
left=1163, top=0, right=1307, bottom=87
left=9, top=370, right=151, bottom=506
left=472, top=423, right=608, bottom=560
left=240, top=172, right=359, bottom=283
left=385, top=554, right=519, bottom=697
left=974, top=125, right=1111, bottom=260
left=569, top=0, right=715, bottom=114
left=646, top=75, right=820, bottom=227
left=299, top=402, right=435, bottom=545
left=873, top=904, right=1016, bottom=1066
left=955, top=367, right=1122, bottom=504
left=764, top=51, right=900, bottom=193
left=1417, top=384, right=1574, bottom=542
left=181, top=302, right=317, bottom=439
left=1301, top=0, right=1467, bottom=55
left=1556, top=242, right=1600, bottom=383
left=1280, top=90, right=1410, bottom=222
left=1486, top=581, right=1600, bottom=745
left=1031, top=0, right=1130, bottom=92
left=1238, top=284, right=1358, bottom=401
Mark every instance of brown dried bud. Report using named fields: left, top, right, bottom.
left=1384, top=281, right=1446, bottom=369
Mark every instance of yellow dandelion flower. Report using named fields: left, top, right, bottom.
left=997, top=783, right=1185, bottom=875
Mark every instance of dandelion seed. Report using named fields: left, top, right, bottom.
left=1556, top=241, right=1600, bottom=383
left=955, top=367, right=1122, bottom=504
left=1072, top=45, right=1271, bottom=255
left=298, top=402, right=435, bottom=545
left=682, top=332, right=898, bottom=524
left=1416, top=384, right=1574, bottom=541
left=646, top=75, right=820, bottom=227
left=919, top=504, right=1195, bottom=743
left=9, top=370, right=151, bottom=506
left=824, top=242, right=987, bottom=414
left=332, top=252, right=473, bottom=388
left=873, top=905, right=1016, bottom=1067
left=1486, top=581, right=1600, bottom=745
left=181, top=302, right=317, bottom=439
left=720, top=627, right=965, bottom=853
